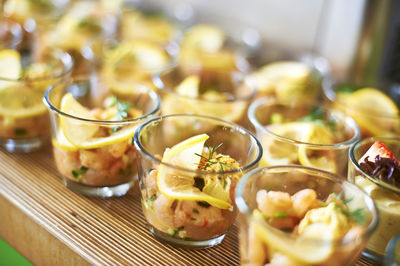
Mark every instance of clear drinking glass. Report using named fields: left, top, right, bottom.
left=133, top=114, right=262, bottom=248
left=153, top=65, right=256, bottom=128
left=43, top=76, right=160, bottom=197
left=248, top=97, right=360, bottom=176
left=348, top=137, right=400, bottom=264
left=236, top=165, right=379, bottom=266
left=0, top=48, right=73, bottom=152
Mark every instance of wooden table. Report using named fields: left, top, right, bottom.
left=0, top=148, right=374, bottom=265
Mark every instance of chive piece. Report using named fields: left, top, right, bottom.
left=149, top=194, right=157, bottom=201
left=193, top=177, right=205, bottom=191
left=343, top=208, right=366, bottom=225
left=177, top=226, right=184, bottom=231
left=192, top=208, right=199, bottom=214
left=119, top=168, right=125, bottom=175
left=14, top=128, right=27, bottom=136
left=168, top=228, right=176, bottom=236
left=190, top=217, right=196, bottom=221
left=274, top=212, right=288, bottom=218
left=71, top=170, right=79, bottom=179
left=197, top=201, right=211, bottom=208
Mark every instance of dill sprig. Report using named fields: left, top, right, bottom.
left=109, top=96, right=133, bottom=132
left=329, top=193, right=366, bottom=225
left=194, top=143, right=234, bottom=188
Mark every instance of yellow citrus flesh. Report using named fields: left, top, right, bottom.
left=0, top=49, right=21, bottom=90
left=183, top=24, right=225, bottom=53
left=156, top=134, right=232, bottom=209
left=175, top=75, right=200, bottom=98
left=59, top=93, right=138, bottom=149
left=252, top=210, right=334, bottom=264
left=298, top=124, right=337, bottom=173
left=338, top=88, right=399, bottom=136
left=52, top=128, right=78, bottom=152
left=260, top=122, right=312, bottom=166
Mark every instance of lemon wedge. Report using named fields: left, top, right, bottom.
left=157, top=134, right=232, bottom=209
left=52, top=128, right=77, bottom=152
left=298, top=124, right=337, bottom=173
left=338, top=88, right=399, bottom=136
left=0, top=49, right=21, bottom=89
left=260, top=122, right=312, bottom=166
left=175, top=75, right=200, bottom=98
left=183, top=24, right=225, bottom=53
left=252, top=210, right=334, bottom=264
left=59, top=93, right=137, bottom=149
left=0, top=85, right=47, bottom=118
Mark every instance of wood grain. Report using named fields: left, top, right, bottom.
left=0, top=148, right=374, bottom=265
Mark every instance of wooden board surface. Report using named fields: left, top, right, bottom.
left=0, top=147, right=374, bottom=265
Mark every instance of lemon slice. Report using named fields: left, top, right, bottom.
left=175, top=75, right=200, bottom=98
left=340, top=88, right=399, bottom=136
left=298, top=124, right=337, bottom=173
left=0, top=85, right=47, bottom=118
left=52, top=128, right=78, bottom=152
left=0, top=49, right=21, bottom=89
left=60, top=93, right=138, bottom=149
left=260, top=122, right=312, bottom=166
left=252, top=210, right=334, bottom=264
left=157, top=134, right=232, bottom=209
left=183, top=24, right=225, bottom=53
left=60, top=93, right=99, bottom=146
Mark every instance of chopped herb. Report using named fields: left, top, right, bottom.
left=337, top=84, right=356, bottom=94
left=110, top=96, right=133, bottom=132
left=192, top=208, right=199, bottom=214
left=342, top=208, right=366, bottom=225
left=14, top=128, right=27, bottom=136
left=148, top=168, right=155, bottom=173
left=168, top=228, right=176, bottom=236
left=298, top=106, right=337, bottom=132
left=274, top=212, right=288, bottom=218
left=193, top=177, right=205, bottom=191
left=71, top=166, right=89, bottom=180
left=119, top=168, right=125, bottom=175
left=270, top=113, right=283, bottom=124
left=197, top=201, right=211, bottom=208
left=190, top=217, right=196, bottom=221
left=280, top=228, right=292, bottom=233
left=77, top=18, right=102, bottom=32
left=177, top=226, right=184, bottom=231
left=149, top=194, right=157, bottom=201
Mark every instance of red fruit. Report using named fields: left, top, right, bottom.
left=359, top=141, right=400, bottom=166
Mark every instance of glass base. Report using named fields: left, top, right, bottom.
left=64, top=178, right=134, bottom=198
left=149, top=226, right=226, bottom=249
left=0, top=137, right=48, bottom=153
left=362, top=249, right=383, bottom=265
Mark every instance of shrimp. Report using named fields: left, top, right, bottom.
left=107, top=140, right=129, bottom=158
left=291, top=189, right=317, bottom=218
left=79, top=149, right=114, bottom=171
left=256, top=190, right=293, bottom=217
left=248, top=223, right=269, bottom=265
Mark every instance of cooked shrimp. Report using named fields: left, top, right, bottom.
left=248, top=223, right=269, bottom=265
left=291, top=189, right=317, bottom=218
left=256, top=190, right=293, bottom=217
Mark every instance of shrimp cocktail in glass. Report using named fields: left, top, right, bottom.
left=44, top=76, right=160, bottom=197
left=153, top=65, right=256, bottom=129
left=236, top=165, right=379, bottom=266
left=248, top=97, right=360, bottom=176
left=134, top=114, right=262, bottom=248
left=0, top=48, right=73, bottom=152
left=349, top=137, right=400, bottom=264
left=323, top=79, right=400, bottom=138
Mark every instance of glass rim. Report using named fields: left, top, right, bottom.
left=43, top=75, right=161, bottom=125
left=349, top=136, right=400, bottom=195
left=0, top=48, right=74, bottom=82
left=322, top=77, right=400, bottom=119
left=248, top=97, right=361, bottom=148
left=133, top=113, right=263, bottom=176
left=235, top=164, right=380, bottom=245
left=152, top=65, right=257, bottom=103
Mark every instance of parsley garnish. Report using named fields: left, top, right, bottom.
left=298, top=107, right=337, bottom=132
left=110, top=96, right=133, bottom=132
left=197, top=201, right=211, bottom=208
left=71, top=166, right=89, bottom=180
left=329, top=193, right=366, bottom=225
left=77, top=18, right=102, bottom=33
left=274, top=212, right=288, bottom=218
left=14, top=129, right=27, bottom=136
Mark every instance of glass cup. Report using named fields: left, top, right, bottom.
left=43, top=76, right=160, bottom=197
left=323, top=78, right=400, bottom=138
left=153, top=65, right=256, bottom=128
left=0, top=18, right=23, bottom=49
left=0, top=48, right=73, bottom=152
left=248, top=97, right=360, bottom=177
left=348, top=137, right=400, bottom=264
left=133, top=114, right=262, bottom=248
left=235, top=165, right=379, bottom=266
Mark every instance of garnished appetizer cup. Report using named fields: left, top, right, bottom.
left=235, top=165, right=378, bottom=266
left=349, top=137, right=400, bottom=264
left=323, top=79, right=400, bottom=138
left=153, top=65, right=256, bottom=128
left=43, top=76, right=160, bottom=197
left=248, top=97, right=360, bottom=176
left=133, top=114, right=262, bottom=248
left=245, top=60, right=324, bottom=106
left=0, top=48, right=73, bottom=152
